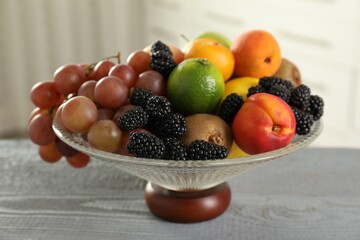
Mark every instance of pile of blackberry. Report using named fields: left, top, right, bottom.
left=150, top=41, right=177, bottom=79
left=253, top=76, right=324, bottom=135
left=219, top=76, right=324, bottom=135
left=117, top=88, right=229, bottom=160
left=218, top=93, right=244, bottom=124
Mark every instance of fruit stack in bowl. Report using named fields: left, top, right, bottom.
left=28, top=29, right=324, bottom=168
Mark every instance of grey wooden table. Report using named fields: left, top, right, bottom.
left=0, top=139, right=359, bottom=240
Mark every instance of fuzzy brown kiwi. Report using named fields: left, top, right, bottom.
left=181, top=113, right=232, bottom=149
left=273, top=58, right=302, bottom=86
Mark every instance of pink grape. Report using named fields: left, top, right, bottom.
left=28, top=113, right=56, bottom=145
left=53, top=64, right=87, bottom=95
left=136, top=70, right=166, bottom=96
left=108, top=64, right=138, bottom=88
left=89, top=60, right=115, bottom=80
left=87, top=119, right=123, bottom=153
left=94, top=76, right=129, bottom=109
left=126, top=50, right=151, bottom=75
left=31, top=81, right=61, bottom=109
left=61, top=96, right=98, bottom=133
left=66, top=152, right=90, bottom=168
left=55, top=138, right=78, bottom=157
left=78, top=80, right=97, bottom=103
left=97, top=108, right=115, bottom=121
left=38, top=141, right=62, bottom=163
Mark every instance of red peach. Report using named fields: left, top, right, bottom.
left=232, top=93, right=296, bottom=154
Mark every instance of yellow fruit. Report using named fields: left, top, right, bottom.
left=183, top=38, right=235, bottom=81
left=227, top=141, right=249, bottom=159
left=167, top=58, right=224, bottom=116
left=223, top=77, right=259, bottom=101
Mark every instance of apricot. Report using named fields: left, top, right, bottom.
left=231, top=30, right=281, bottom=78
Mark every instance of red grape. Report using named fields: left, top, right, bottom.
left=87, top=120, right=123, bottom=153
left=97, top=108, right=115, bottom=120
left=61, top=96, right=98, bottom=133
left=136, top=70, right=166, bottom=96
left=94, top=76, right=129, bottom=109
left=28, top=113, right=56, bottom=145
left=89, top=60, right=115, bottom=80
left=55, top=138, right=78, bottom=157
left=38, top=141, right=62, bottom=163
left=53, top=64, right=87, bottom=95
left=28, top=107, right=45, bottom=123
left=66, top=152, right=90, bottom=168
left=77, top=80, right=97, bottom=103
left=108, top=64, right=138, bottom=88
left=126, top=50, right=151, bottom=75
left=31, top=81, right=61, bottom=109
left=53, top=103, right=64, bottom=125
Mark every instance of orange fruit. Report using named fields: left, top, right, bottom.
left=183, top=38, right=235, bottom=81
left=167, top=58, right=224, bottom=115
left=223, top=77, right=259, bottom=101
left=231, top=30, right=281, bottom=78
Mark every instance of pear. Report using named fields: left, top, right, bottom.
left=273, top=58, right=302, bottom=86
left=196, top=31, right=232, bottom=49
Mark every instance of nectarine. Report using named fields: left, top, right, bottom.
left=232, top=93, right=296, bottom=155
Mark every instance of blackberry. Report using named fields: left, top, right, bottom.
left=130, top=88, right=154, bottom=108
left=150, top=40, right=177, bottom=79
left=218, top=93, right=244, bottom=124
left=268, top=84, right=291, bottom=103
left=292, top=107, right=314, bottom=135
left=187, top=140, right=229, bottom=160
left=290, top=84, right=311, bottom=110
left=259, top=76, right=294, bottom=91
left=117, top=106, right=149, bottom=130
left=145, top=95, right=172, bottom=119
left=158, top=112, right=187, bottom=138
left=126, top=132, right=165, bottom=159
left=307, top=95, right=324, bottom=121
left=162, top=138, right=188, bottom=160
left=247, top=85, right=266, bottom=97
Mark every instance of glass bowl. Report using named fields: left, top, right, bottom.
left=53, top=119, right=323, bottom=222
left=53, top=119, right=323, bottom=191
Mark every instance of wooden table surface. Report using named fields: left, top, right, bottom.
left=0, top=139, right=359, bottom=240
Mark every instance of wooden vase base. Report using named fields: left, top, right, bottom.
left=144, top=182, right=231, bottom=223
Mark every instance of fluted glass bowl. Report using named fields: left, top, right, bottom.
left=53, top=120, right=323, bottom=191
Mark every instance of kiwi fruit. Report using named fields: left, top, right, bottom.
left=273, top=58, right=302, bottom=86
left=181, top=113, right=232, bottom=149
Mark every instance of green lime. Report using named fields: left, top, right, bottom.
left=167, top=58, right=224, bottom=115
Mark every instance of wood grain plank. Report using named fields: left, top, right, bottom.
left=0, top=140, right=359, bottom=240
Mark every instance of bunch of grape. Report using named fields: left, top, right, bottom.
left=28, top=49, right=168, bottom=168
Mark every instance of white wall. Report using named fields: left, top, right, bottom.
left=142, top=0, right=360, bottom=148
left=0, top=0, right=145, bottom=136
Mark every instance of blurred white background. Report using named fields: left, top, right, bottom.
left=1, top=0, right=359, bottom=148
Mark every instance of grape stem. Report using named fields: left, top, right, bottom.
left=103, top=52, right=121, bottom=64
left=180, top=34, right=190, bottom=43
left=82, top=52, right=121, bottom=76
